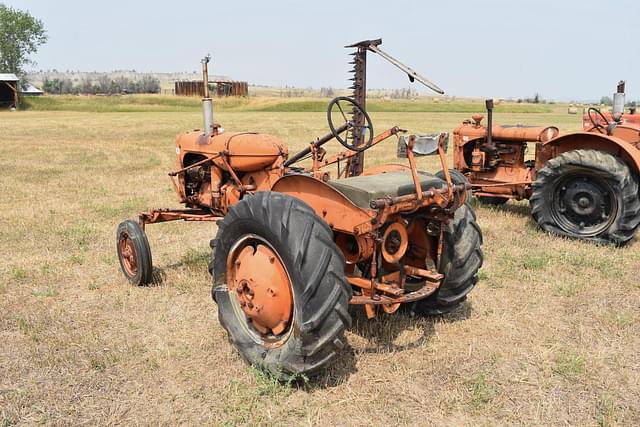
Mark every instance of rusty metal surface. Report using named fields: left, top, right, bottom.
left=226, top=237, right=293, bottom=337
left=271, top=174, right=374, bottom=235
left=139, top=208, right=221, bottom=227
left=175, top=80, right=248, bottom=97
left=118, top=235, right=138, bottom=276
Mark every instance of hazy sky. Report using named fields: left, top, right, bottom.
left=6, top=0, right=640, bottom=101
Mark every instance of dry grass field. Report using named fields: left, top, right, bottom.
left=1, top=97, right=639, bottom=425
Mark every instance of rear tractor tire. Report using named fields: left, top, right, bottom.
left=530, top=149, right=640, bottom=245
left=116, top=220, right=153, bottom=285
left=210, top=192, right=352, bottom=380
left=436, top=169, right=473, bottom=203
left=411, top=203, right=484, bottom=315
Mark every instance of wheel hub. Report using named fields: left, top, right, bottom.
left=228, top=241, right=293, bottom=337
left=553, top=174, right=616, bottom=235
left=119, top=235, right=138, bottom=276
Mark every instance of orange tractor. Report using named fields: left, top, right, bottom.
left=116, top=40, right=483, bottom=378
left=452, top=81, right=640, bottom=245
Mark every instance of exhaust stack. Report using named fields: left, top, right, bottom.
left=485, top=99, right=494, bottom=149
left=612, top=80, right=625, bottom=123
left=201, top=55, right=215, bottom=135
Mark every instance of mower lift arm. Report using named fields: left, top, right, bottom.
left=366, top=42, right=445, bottom=95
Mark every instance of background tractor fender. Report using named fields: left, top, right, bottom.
left=536, top=132, right=640, bottom=177
left=271, top=175, right=374, bottom=235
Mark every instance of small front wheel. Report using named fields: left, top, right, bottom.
left=116, top=220, right=153, bottom=285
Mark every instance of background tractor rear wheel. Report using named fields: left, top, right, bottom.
left=436, top=169, right=473, bottom=203
left=210, top=192, right=352, bottom=380
left=530, top=149, right=640, bottom=245
left=410, top=203, right=483, bottom=315
left=116, top=220, right=153, bottom=286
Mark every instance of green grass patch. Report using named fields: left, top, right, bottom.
left=554, top=281, right=580, bottom=297
left=31, top=287, right=59, bottom=298
left=552, top=352, right=586, bottom=381
left=606, top=311, right=634, bottom=330
left=10, top=266, right=27, bottom=280
left=91, top=197, right=148, bottom=219
left=522, top=254, right=548, bottom=270
left=465, top=369, right=496, bottom=409
left=179, top=247, right=210, bottom=267
left=64, top=224, right=95, bottom=249
left=221, top=366, right=303, bottom=425
left=597, top=394, right=621, bottom=426
left=498, top=252, right=550, bottom=272
left=39, top=262, right=52, bottom=275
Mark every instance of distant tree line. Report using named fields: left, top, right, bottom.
left=320, top=87, right=335, bottom=97
left=390, top=88, right=418, bottom=99
left=515, top=93, right=550, bottom=104
left=41, top=75, right=160, bottom=95
left=279, top=85, right=306, bottom=98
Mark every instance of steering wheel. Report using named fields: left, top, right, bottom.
left=587, top=107, right=610, bottom=134
left=327, top=96, right=374, bottom=152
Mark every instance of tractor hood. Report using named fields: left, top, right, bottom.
left=176, top=131, right=288, bottom=172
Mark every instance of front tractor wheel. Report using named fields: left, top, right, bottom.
left=116, top=220, right=153, bottom=285
left=210, top=192, right=352, bottom=380
left=530, top=149, right=640, bottom=245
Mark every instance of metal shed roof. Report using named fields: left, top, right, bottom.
left=0, top=73, right=19, bottom=81
left=20, top=84, right=43, bottom=94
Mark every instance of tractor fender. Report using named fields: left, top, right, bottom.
left=271, top=174, right=374, bottom=235
left=536, top=132, right=640, bottom=177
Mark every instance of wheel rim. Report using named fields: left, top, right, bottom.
left=551, top=172, right=617, bottom=236
left=226, top=234, right=294, bottom=347
left=119, top=233, right=138, bottom=277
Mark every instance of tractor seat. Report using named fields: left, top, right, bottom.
left=327, top=171, right=445, bottom=209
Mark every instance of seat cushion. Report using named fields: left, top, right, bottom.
left=327, top=171, right=445, bottom=209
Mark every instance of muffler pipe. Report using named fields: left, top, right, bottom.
left=201, top=55, right=215, bottom=135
